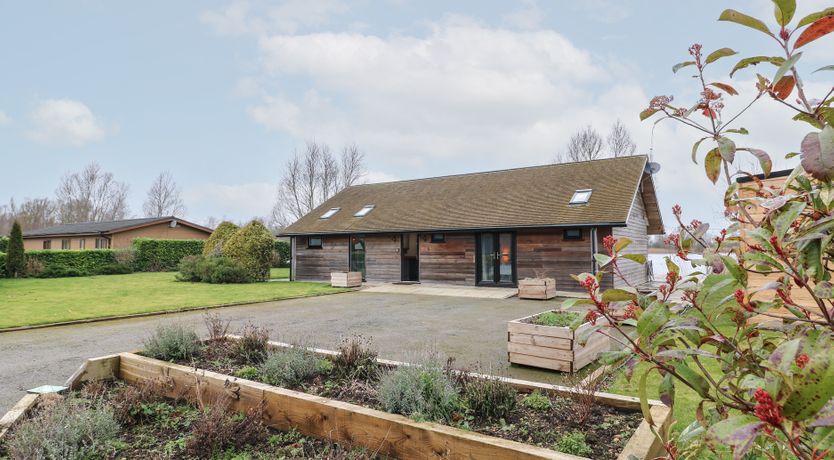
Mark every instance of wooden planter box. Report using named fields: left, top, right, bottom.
left=1, top=345, right=670, bottom=460
left=518, top=278, right=557, bottom=300
left=508, top=312, right=610, bottom=372
left=330, top=271, right=362, bottom=287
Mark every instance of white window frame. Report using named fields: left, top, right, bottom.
left=354, top=205, right=375, bottom=217
left=569, top=189, right=593, bottom=205
left=320, top=207, right=341, bottom=219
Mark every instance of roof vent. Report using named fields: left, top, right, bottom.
left=569, top=189, right=592, bottom=205
left=320, top=207, right=341, bottom=219
left=354, top=205, right=375, bottom=217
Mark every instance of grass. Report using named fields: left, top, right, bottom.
left=0, top=272, right=348, bottom=329
left=270, top=267, right=289, bottom=279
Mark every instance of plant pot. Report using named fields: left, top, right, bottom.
left=508, top=311, right=609, bottom=372
left=518, top=278, right=557, bottom=300
left=330, top=271, right=362, bottom=287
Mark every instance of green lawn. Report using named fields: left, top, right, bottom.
left=270, top=267, right=290, bottom=279
left=0, top=272, right=347, bottom=329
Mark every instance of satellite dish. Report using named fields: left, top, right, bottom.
left=644, top=162, right=661, bottom=174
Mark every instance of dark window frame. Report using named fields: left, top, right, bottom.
left=430, top=233, right=446, bottom=243
left=43, top=240, right=52, bottom=250
left=563, top=228, right=583, bottom=241
left=61, top=239, right=71, bottom=250
left=307, top=236, right=323, bottom=249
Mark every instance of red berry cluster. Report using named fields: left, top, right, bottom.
left=603, top=235, right=617, bottom=255
left=735, top=289, right=754, bottom=312
left=585, top=310, right=600, bottom=326
left=753, top=388, right=784, bottom=427
left=796, top=353, right=810, bottom=369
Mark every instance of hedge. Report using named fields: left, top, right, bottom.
left=0, top=252, right=5, bottom=277
left=132, top=238, right=205, bottom=272
left=273, top=240, right=290, bottom=267
left=23, top=250, right=128, bottom=278
left=0, top=236, right=8, bottom=253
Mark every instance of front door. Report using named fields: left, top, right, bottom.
left=349, top=235, right=366, bottom=280
left=477, top=232, right=515, bottom=286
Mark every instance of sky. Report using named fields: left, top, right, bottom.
left=2, top=0, right=833, bottom=230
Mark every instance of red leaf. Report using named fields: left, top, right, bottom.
left=704, top=148, right=722, bottom=184
left=709, top=82, right=739, bottom=96
left=795, top=15, right=834, bottom=48
left=772, top=75, right=796, bottom=100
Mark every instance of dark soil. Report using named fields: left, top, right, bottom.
left=168, top=339, right=642, bottom=460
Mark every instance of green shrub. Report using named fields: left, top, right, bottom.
left=521, top=390, right=552, bottom=411
left=273, top=239, right=290, bottom=268
left=203, top=221, right=239, bottom=257
left=5, top=396, right=119, bottom=459
left=235, top=366, right=260, bottom=380
left=0, top=235, right=8, bottom=252
left=132, top=238, right=204, bottom=272
left=143, top=324, right=201, bottom=361
left=259, top=347, right=324, bottom=388
left=221, top=221, right=273, bottom=281
left=378, top=360, right=461, bottom=423
left=463, top=375, right=517, bottom=419
left=0, top=252, right=6, bottom=278
left=176, top=255, right=252, bottom=283
left=6, top=221, right=24, bottom=278
left=23, top=250, right=123, bottom=278
left=532, top=311, right=583, bottom=329
left=555, top=431, right=592, bottom=457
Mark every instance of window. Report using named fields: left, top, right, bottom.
left=61, top=239, right=71, bottom=250
left=563, top=228, right=582, bottom=240
left=569, top=189, right=592, bottom=205
left=320, top=207, right=340, bottom=219
left=79, top=239, right=86, bottom=249
left=43, top=240, right=51, bottom=250
left=354, top=205, right=375, bottom=217
left=95, top=238, right=109, bottom=249
left=307, top=236, right=323, bottom=249
left=430, top=233, right=446, bottom=243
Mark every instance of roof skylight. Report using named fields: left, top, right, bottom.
left=569, top=189, right=592, bottom=205
left=320, top=207, right=341, bottom=219
left=354, top=205, right=375, bottom=217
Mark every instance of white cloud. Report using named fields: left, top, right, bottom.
left=201, top=0, right=348, bottom=36
left=503, top=0, right=543, bottom=30
left=183, top=182, right=275, bottom=221
left=27, top=99, right=106, bottom=147
left=0, top=111, right=10, bottom=125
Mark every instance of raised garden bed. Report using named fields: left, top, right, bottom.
left=1, top=336, right=669, bottom=459
left=508, top=310, right=610, bottom=372
left=518, top=278, right=557, bottom=300
left=331, top=271, right=362, bottom=287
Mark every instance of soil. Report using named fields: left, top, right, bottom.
left=171, top=339, right=643, bottom=460
left=0, top=382, right=376, bottom=460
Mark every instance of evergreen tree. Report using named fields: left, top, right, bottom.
left=6, top=221, right=24, bottom=277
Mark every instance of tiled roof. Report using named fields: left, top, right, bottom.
left=281, top=155, right=662, bottom=235
left=23, top=216, right=210, bottom=237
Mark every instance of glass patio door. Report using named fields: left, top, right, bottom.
left=349, top=235, right=366, bottom=280
left=477, top=232, right=515, bottom=285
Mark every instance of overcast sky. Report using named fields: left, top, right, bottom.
left=2, top=0, right=833, bottom=229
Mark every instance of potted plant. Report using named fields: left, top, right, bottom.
left=508, top=310, right=608, bottom=372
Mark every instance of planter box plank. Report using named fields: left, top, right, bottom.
left=508, top=352, right=572, bottom=372
left=65, top=354, right=120, bottom=390
left=518, top=278, right=557, bottom=300
left=508, top=342, right=573, bottom=361
left=331, top=271, right=362, bottom=288
left=0, top=394, right=39, bottom=440
left=509, top=333, right=573, bottom=350
left=119, top=353, right=573, bottom=460
left=573, top=334, right=610, bottom=370
left=508, top=320, right=574, bottom=339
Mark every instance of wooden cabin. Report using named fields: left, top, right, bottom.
left=279, top=155, right=665, bottom=291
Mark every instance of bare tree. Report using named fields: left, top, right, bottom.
left=55, top=162, right=130, bottom=223
left=271, top=141, right=367, bottom=227
left=0, top=197, right=58, bottom=234
left=143, top=171, right=186, bottom=217
left=607, top=119, right=637, bottom=157
left=556, top=126, right=604, bottom=163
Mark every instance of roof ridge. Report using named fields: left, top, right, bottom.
left=349, top=154, right=648, bottom=188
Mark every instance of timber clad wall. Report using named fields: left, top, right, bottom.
left=612, top=193, right=650, bottom=288
left=295, top=236, right=348, bottom=281
left=516, top=229, right=593, bottom=291
left=419, top=233, right=476, bottom=285
left=364, top=234, right=401, bottom=282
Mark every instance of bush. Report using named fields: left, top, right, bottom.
left=203, top=221, right=239, bottom=257
left=378, top=360, right=461, bottom=423
left=463, top=374, right=517, bottom=419
left=5, top=221, right=24, bottom=278
left=521, top=391, right=551, bottom=411
left=235, top=366, right=260, bottom=380
left=273, top=239, right=290, bottom=268
left=132, top=238, right=205, bottom=272
left=555, top=432, right=592, bottom=457
left=23, top=250, right=123, bottom=278
left=332, top=335, right=379, bottom=381
left=177, top=255, right=252, bottom=284
left=143, top=324, right=201, bottom=361
left=234, top=323, right=270, bottom=364
left=221, top=221, right=273, bottom=281
left=259, top=347, right=326, bottom=388
left=0, top=235, right=8, bottom=252
left=0, top=252, right=6, bottom=278
left=186, top=399, right=268, bottom=458
left=5, top=396, right=119, bottom=459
